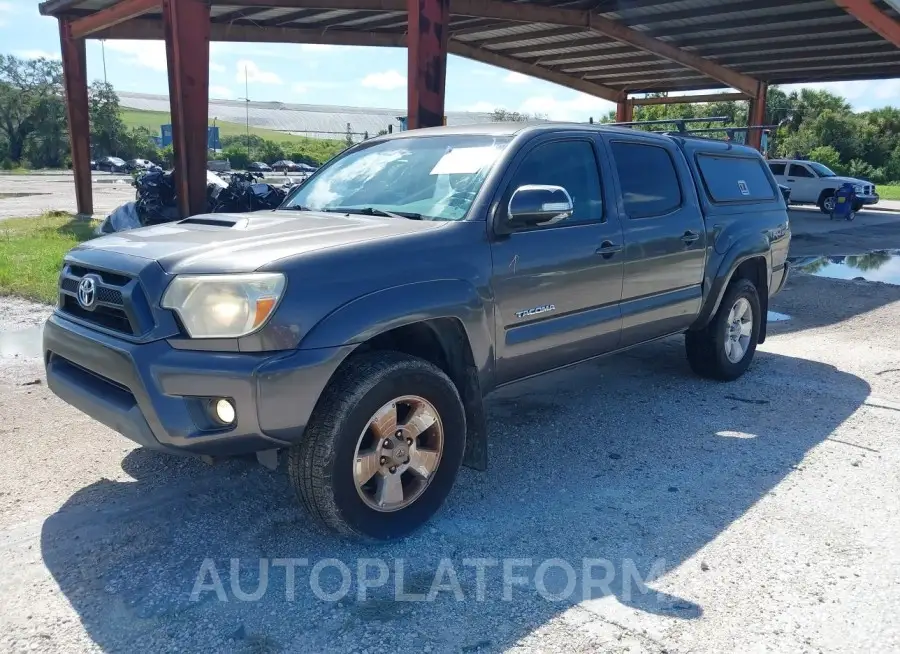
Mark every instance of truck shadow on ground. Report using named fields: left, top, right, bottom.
left=40, top=340, right=870, bottom=652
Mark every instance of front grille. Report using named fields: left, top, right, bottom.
left=58, top=264, right=139, bottom=335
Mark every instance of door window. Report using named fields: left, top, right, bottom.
left=789, top=164, right=815, bottom=178
left=768, top=162, right=786, bottom=176
left=504, top=140, right=603, bottom=225
left=610, top=141, right=683, bottom=218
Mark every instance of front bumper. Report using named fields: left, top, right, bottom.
left=857, top=193, right=879, bottom=205
left=43, top=314, right=353, bottom=456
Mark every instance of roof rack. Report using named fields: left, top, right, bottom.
left=609, top=116, right=730, bottom=133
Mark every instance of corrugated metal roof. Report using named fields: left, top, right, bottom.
left=118, top=92, right=498, bottom=139
left=39, top=0, right=900, bottom=95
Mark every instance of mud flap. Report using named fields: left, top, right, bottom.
left=461, top=366, right=488, bottom=471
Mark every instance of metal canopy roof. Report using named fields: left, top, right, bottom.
left=40, top=0, right=900, bottom=97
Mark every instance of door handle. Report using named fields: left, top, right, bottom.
left=596, top=241, right=623, bottom=258
left=681, top=230, right=700, bottom=244
left=786, top=179, right=796, bottom=182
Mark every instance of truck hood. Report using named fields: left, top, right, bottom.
left=76, top=210, right=448, bottom=274
left=828, top=176, right=870, bottom=186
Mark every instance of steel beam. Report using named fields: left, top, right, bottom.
left=747, top=82, right=767, bottom=151
left=833, top=0, right=900, bottom=46
left=58, top=19, right=93, bottom=217
left=631, top=92, right=748, bottom=106
left=70, top=0, right=160, bottom=38
left=407, top=0, right=449, bottom=129
left=162, top=0, right=210, bottom=217
left=615, top=100, right=633, bottom=123
left=449, top=41, right=623, bottom=102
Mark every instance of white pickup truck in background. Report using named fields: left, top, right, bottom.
left=767, top=159, right=879, bottom=214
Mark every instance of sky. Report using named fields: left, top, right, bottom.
left=2, top=0, right=900, bottom=121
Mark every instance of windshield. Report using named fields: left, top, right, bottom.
left=282, top=134, right=511, bottom=221
left=808, top=162, right=837, bottom=177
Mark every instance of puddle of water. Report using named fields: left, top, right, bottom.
left=789, top=250, right=900, bottom=285
left=0, top=325, right=44, bottom=358
left=767, top=311, right=791, bottom=322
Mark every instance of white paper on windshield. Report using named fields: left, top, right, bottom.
left=430, top=147, right=499, bottom=175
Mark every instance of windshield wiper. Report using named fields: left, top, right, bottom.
left=325, top=206, right=423, bottom=220
left=280, top=204, right=313, bottom=211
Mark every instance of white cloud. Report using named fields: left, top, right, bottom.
left=209, top=85, right=233, bottom=99
left=0, top=1, right=14, bottom=26
left=292, top=83, right=308, bottom=94
left=104, top=40, right=168, bottom=72
left=235, top=59, right=283, bottom=85
left=16, top=50, right=60, bottom=61
left=210, top=61, right=226, bottom=73
left=503, top=72, right=531, bottom=85
left=361, top=69, right=407, bottom=91
left=518, top=93, right=615, bottom=121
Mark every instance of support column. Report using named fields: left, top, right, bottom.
left=407, top=0, right=449, bottom=129
left=747, top=82, right=767, bottom=152
left=162, top=0, right=210, bottom=217
left=615, top=98, right=633, bottom=123
left=59, top=19, right=93, bottom=218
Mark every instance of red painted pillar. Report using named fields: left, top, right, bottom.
left=407, top=0, right=449, bottom=129
left=615, top=99, right=633, bottom=123
left=162, top=0, right=210, bottom=217
left=747, top=82, right=767, bottom=151
left=59, top=19, right=93, bottom=217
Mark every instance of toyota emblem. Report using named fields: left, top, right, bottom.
left=77, top=275, right=99, bottom=310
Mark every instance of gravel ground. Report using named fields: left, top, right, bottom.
left=1, top=209, right=900, bottom=653
left=0, top=174, right=135, bottom=219
left=1, top=271, right=899, bottom=653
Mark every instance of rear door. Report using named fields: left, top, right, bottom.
left=604, top=135, right=707, bottom=347
left=767, top=161, right=787, bottom=184
left=490, top=133, right=624, bottom=384
left=787, top=163, right=817, bottom=202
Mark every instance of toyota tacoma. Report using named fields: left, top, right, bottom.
left=44, top=123, right=790, bottom=540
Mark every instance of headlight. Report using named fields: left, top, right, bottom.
left=854, top=184, right=864, bottom=193
left=161, top=273, right=286, bottom=338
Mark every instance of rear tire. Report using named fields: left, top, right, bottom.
left=818, top=190, right=836, bottom=214
left=288, top=351, right=465, bottom=540
left=685, top=278, right=761, bottom=381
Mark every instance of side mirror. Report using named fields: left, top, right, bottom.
left=507, top=185, right=574, bottom=227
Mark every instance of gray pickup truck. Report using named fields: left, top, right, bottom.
left=44, top=123, right=790, bottom=540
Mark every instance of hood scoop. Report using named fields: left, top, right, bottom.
left=179, top=217, right=241, bottom=228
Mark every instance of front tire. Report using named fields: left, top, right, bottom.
left=818, top=190, right=836, bottom=214
left=685, top=278, right=761, bottom=381
left=289, top=351, right=466, bottom=540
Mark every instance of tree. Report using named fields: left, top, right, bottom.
left=345, top=123, right=354, bottom=147
left=222, top=145, right=249, bottom=170
left=0, top=55, right=65, bottom=165
left=257, top=139, right=285, bottom=164
left=806, top=146, right=842, bottom=173
left=89, top=80, right=127, bottom=157
left=490, top=108, right=546, bottom=122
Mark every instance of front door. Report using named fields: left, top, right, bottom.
left=491, top=135, right=624, bottom=385
left=787, top=163, right=818, bottom=202
left=605, top=136, right=707, bottom=347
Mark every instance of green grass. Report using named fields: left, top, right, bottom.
left=121, top=108, right=326, bottom=146
left=0, top=213, right=96, bottom=304
left=878, top=185, right=900, bottom=201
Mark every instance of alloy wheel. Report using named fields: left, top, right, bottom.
left=353, top=396, right=444, bottom=512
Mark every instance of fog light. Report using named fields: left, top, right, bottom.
left=213, top=398, right=236, bottom=425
